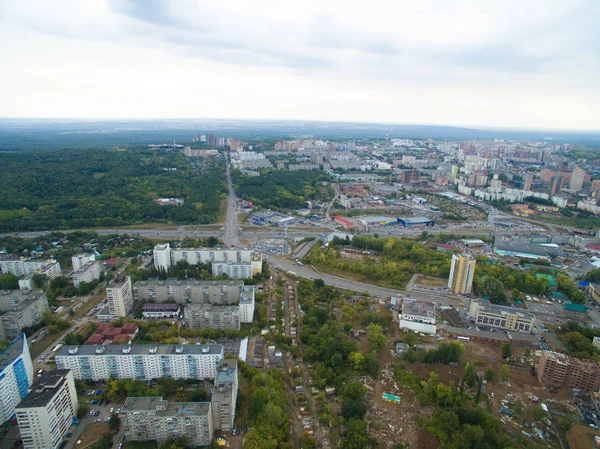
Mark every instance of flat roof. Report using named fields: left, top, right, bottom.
left=142, top=303, right=180, bottom=311
left=0, top=334, right=26, bottom=371
left=399, top=217, right=434, bottom=224
left=16, top=370, right=71, bottom=409
left=359, top=216, right=397, bottom=223
left=121, top=397, right=211, bottom=417
left=446, top=326, right=540, bottom=342
left=135, top=278, right=244, bottom=287
left=402, top=299, right=435, bottom=318
left=57, top=343, right=223, bottom=357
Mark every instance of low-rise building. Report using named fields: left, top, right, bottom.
left=15, top=370, right=78, bottom=449
left=468, top=299, right=534, bottom=333
left=142, top=303, right=181, bottom=319
left=120, top=397, right=213, bottom=447
left=537, top=350, right=600, bottom=391
left=399, top=299, right=436, bottom=335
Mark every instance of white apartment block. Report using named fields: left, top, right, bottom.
left=0, top=257, right=61, bottom=279
left=16, top=370, right=78, bottom=449
left=152, top=244, right=262, bottom=278
left=56, top=344, right=224, bottom=381
left=239, top=295, right=255, bottom=323
left=120, top=397, right=213, bottom=447
left=0, top=334, right=34, bottom=423
left=71, top=253, right=96, bottom=272
left=211, top=359, right=238, bottom=431
left=106, top=276, right=133, bottom=317
left=38, top=262, right=62, bottom=280
left=185, top=305, right=240, bottom=330
left=0, top=290, right=49, bottom=339
left=72, top=261, right=101, bottom=287
left=212, top=262, right=253, bottom=279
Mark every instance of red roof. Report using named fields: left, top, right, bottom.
left=112, top=335, right=131, bottom=344
left=586, top=243, right=600, bottom=252
left=102, top=327, right=123, bottom=337
left=85, top=334, right=106, bottom=345
left=334, top=216, right=355, bottom=226
left=105, top=258, right=119, bottom=265
left=95, top=323, right=112, bottom=334
left=121, top=323, right=138, bottom=333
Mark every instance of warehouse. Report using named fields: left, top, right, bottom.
left=358, top=216, right=398, bottom=227
left=397, top=217, right=435, bottom=228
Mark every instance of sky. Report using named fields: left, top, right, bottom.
left=0, top=0, right=599, bottom=131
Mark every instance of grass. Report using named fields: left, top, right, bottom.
left=30, top=332, right=61, bottom=359
left=217, top=199, right=228, bottom=223
left=123, top=441, right=157, bottom=449
left=312, top=262, right=406, bottom=290
left=72, top=292, right=106, bottom=320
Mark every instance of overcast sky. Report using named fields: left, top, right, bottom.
left=0, top=0, right=599, bottom=130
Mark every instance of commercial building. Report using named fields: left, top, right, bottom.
left=0, top=334, right=34, bottom=423
left=357, top=216, right=397, bottom=227
left=56, top=343, right=224, bottom=381
left=334, top=216, right=356, bottom=230
left=15, top=370, right=78, bottom=449
left=493, top=241, right=559, bottom=261
left=537, top=350, right=600, bottom=391
left=106, top=276, right=133, bottom=317
left=399, top=299, right=437, bottom=335
left=152, top=244, right=263, bottom=278
left=0, top=257, right=61, bottom=278
left=120, top=397, right=213, bottom=447
left=0, top=290, right=49, bottom=339
left=71, top=254, right=96, bottom=272
left=142, top=303, right=181, bottom=319
left=468, top=299, right=535, bottom=333
left=448, top=253, right=476, bottom=294
left=397, top=217, right=435, bottom=228
left=211, top=359, right=238, bottom=431
left=72, top=261, right=101, bottom=287
left=587, top=283, right=600, bottom=306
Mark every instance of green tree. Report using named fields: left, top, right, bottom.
left=484, top=368, right=495, bottom=383
left=532, top=405, right=548, bottom=422
left=500, top=364, right=511, bottom=382
left=510, top=288, right=521, bottom=301
left=500, top=343, right=512, bottom=359
left=32, top=273, right=48, bottom=288
left=77, top=402, right=90, bottom=419
left=341, top=382, right=367, bottom=421
left=109, top=413, right=120, bottom=431
left=368, top=323, right=386, bottom=352
left=97, top=433, right=113, bottom=449
left=463, top=362, right=477, bottom=387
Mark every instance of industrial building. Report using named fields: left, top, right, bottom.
left=447, top=253, right=476, bottom=294
left=15, top=370, right=78, bottom=449
left=357, top=216, right=397, bottom=227
left=396, top=217, right=435, bottom=228
left=537, top=350, right=600, bottom=391
left=56, top=344, right=224, bottom=381
left=468, top=299, right=535, bottom=333
left=0, top=334, right=34, bottom=423
left=493, top=241, right=563, bottom=261
left=399, top=299, right=437, bottom=335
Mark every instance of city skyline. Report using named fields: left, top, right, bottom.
left=1, top=0, right=599, bottom=131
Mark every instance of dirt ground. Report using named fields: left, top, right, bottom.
left=568, top=423, right=600, bottom=449
left=412, top=275, right=448, bottom=287
left=78, top=422, right=111, bottom=449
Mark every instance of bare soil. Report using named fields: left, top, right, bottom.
left=568, top=423, right=600, bottom=449
left=78, top=422, right=111, bottom=449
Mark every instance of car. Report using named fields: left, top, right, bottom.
left=110, top=408, right=114, bottom=413
left=105, top=400, right=110, bottom=406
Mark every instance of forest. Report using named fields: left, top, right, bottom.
left=233, top=169, right=331, bottom=210
left=0, top=148, right=227, bottom=231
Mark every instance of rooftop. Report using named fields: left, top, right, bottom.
left=57, top=343, right=223, bottom=357
left=0, top=334, right=26, bottom=372
left=402, top=299, right=436, bottom=318
left=16, top=370, right=71, bottom=409
left=142, top=303, right=180, bottom=311
left=135, top=278, right=244, bottom=288
left=398, top=217, right=434, bottom=224
left=121, top=397, right=211, bottom=417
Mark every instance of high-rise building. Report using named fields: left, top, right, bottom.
left=71, top=253, right=95, bottom=272
left=56, top=344, right=224, bottom=381
left=0, top=334, right=34, bottom=423
left=570, top=167, right=586, bottom=192
left=120, top=397, right=213, bottom=447
left=548, top=175, right=563, bottom=196
left=523, top=173, right=533, bottom=191
left=72, top=261, right=101, bottom=287
left=448, top=253, right=476, bottom=294
left=153, top=243, right=171, bottom=271
left=211, top=359, right=238, bottom=431
left=106, top=276, right=133, bottom=317
left=0, top=290, right=49, bottom=339
left=15, top=370, right=78, bottom=449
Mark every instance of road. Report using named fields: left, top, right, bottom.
left=223, top=162, right=241, bottom=247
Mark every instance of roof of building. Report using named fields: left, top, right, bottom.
left=0, top=333, right=26, bottom=371
left=585, top=243, right=600, bottom=252
left=121, top=397, right=210, bottom=416
left=142, top=303, right=180, bottom=311
left=494, top=241, right=558, bottom=257
left=135, top=278, right=244, bottom=288
left=57, top=343, right=223, bottom=357
left=102, top=327, right=123, bottom=337
left=402, top=299, right=436, bottom=319
left=398, top=217, right=434, bottom=224
left=437, top=244, right=458, bottom=250
left=535, top=273, right=558, bottom=286
left=16, top=370, right=71, bottom=409
left=112, top=335, right=131, bottom=344
left=359, top=216, right=397, bottom=223
left=85, top=334, right=106, bottom=345
left=563, top=303, right=588, bottom=313
left=121, top=323, right=138, bottom=333
left=446, top=326, right=540, bottom=343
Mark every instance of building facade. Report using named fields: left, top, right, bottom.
left=0, top=334, right=34, bottom=423
left=0, top=290, right=49, bottom=339
left=399, top=299, right=437, bottom=335
left=106, top=276, right=133, bottom=317
left=72, top=253, right=96, bottom=272
left=15, top=370, right=78, bottom=449
left=448, top=253, right=476, bottom=294
left=0, top=257, right=61, bottom=278
left=537, top=350, right=600, bottom=391
left=468, top=299, right=535, bottom=333
left=56, top=344, right=224, bottom=381
left=211, top=359, right=238, bottom=431
left=72, top=261, right=101, bottom=287
left=141, top=303, right=181, bottom=319
left=185, top=305, right=240, bottom=331
left=120, top=397, right=213, bottom=447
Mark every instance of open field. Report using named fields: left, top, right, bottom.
left=413, top=275, right=448, bottom=287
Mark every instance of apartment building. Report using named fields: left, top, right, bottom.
left=152, top=244, right=263, bottom=278
left=15, top=370, right=78, bottom=449
left=120, top=397, right=213, bottom=447
left=0, top=257, right=61, bottom=278
left=56, top=344, right=224, bottom=381
left=211, top=359, right=238, bottom=431
left=0, top=290, right=49, bottom=339
left=106, top=276, right=133, bottom=317
left=72, top=261, right=101, bottom=287
left=134, top=279, right=255, bottom=330
left=0, top=334, right=34, bottom=423
left=448, top=253, right=476, bottom=294
left=399, top=299, right=437, bottom=335
left=537, top=350, right=600, bottom=391
left=71, top=253, right=96, bottom=272
left=468, top=299, right=535, bottom=333
left=212, top=262, right=253, bottom=279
